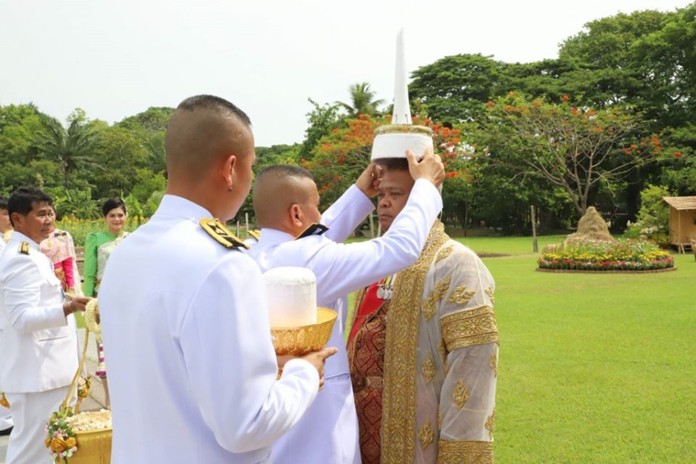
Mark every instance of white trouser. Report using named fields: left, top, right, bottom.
left=5, top=387, right=68, bottom=464
left=0, top=411, right=12, bottom=430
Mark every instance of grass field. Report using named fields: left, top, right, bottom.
left=346, top=235, right=695, bottom=462
left=457, top=238, right=695, bottom=463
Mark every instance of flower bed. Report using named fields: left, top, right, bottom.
left=537, top=239, right=674, bottom=272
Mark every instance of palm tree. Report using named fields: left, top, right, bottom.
left=336, top=82, right=385, bottom=117
left=38, top=115, right=99, bottom=188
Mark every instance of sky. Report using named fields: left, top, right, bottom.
left=0, top=0, right=692, bottom=147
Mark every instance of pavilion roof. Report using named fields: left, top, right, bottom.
left=663, top=196, right=696, bottom=211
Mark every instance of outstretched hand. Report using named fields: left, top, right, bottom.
left=406, top=147, right=445, bottom=188
left=301, top=347, right=338, bottom=390
left=276, top=346, right=338, bottom=390
left=63, top=296, right=92, bottom=317
left=355, top=163, right=383, bottom=198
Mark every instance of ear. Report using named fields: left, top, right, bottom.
left=10, top=212, right=22, bottom=228
left=289, top=204, right=304, bottom=228
left=222, top=154, right=237, bottom=189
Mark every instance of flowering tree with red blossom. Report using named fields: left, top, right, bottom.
left=303, top=114, right=470, bottom=208
left=470, top=92, right=663, bottom=217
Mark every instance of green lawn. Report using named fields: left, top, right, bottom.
left=482, top=248, right=695, bottom=463
left=348, top=236, right=695, bottom=462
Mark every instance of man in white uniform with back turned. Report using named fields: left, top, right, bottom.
left=98, top=95, right=335, bottom=464
left=249, top=149, right=444, bottom=464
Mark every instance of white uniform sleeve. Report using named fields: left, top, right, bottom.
left=274, top=179, right=443, bottom=305
left=178, top=253, right=319, bottom=453
left=321, top=185, right=374, bottom=243
left=2, top=257, right=67, bottom=334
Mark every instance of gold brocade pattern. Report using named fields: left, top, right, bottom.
left=422, top=294, right=436, bottom=320
left=438, top=440, right=494, bottom=464
left=441, top=306, right=499, bottom=351
left=485, top=286, right=495, bottom=304
left=485, top=409, right=496, bottom=439
left=435, top=245, right=454, bottom=263
left=453, top=379, right=470, bottom=409
left=448, top=286, right=476, bottom=304
left=434, top=276, right=452, bottom=300
left=381, top=222, right=449, bottom=464
left=423, top=277, right=452, bottom=320
left=490, top=352, right=498, bottom=377
left=418, top=420, right=434, bottom=449
left=421, top=354, right=435, bottom=383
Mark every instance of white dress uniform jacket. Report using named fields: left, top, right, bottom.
left=249, top=179, right=443, bottom=464
left=0, top=232, right=79, bottom=464
left=0, top=232, right=78, bottom=393
left=98, top=195, right=320, bottom=464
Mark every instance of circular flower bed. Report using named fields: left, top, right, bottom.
left=538, top=238, right=674, bottom=272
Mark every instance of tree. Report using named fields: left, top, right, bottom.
left=0, top=104, right=51, bottom=192
left=305, top=114, right=468, bottom=209
left=298, top=99, right=343, bottom=161
left=409, top=54, right=512, bottom=122
left=469, top=93, right=661, bottom=218
left=117, top=107, right=174, bottom=173
left=335, top=82, right=385, bottom=117
left=37, top=111, right=100, bottom=188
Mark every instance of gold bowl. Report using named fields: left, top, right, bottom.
left=271, top=308, right=337, bottom=356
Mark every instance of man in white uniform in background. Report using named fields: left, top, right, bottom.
left=0, top=196, right=14, bottom=436
left=0, top=187, right=90, bottom=464
left=248, top=148, right=444, bottom=464
left=98, top=95, right=335, bottom=464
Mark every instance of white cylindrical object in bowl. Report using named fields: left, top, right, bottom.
left=263, top=266, right=317, bottom=327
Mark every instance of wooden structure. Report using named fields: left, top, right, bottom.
left=662, top=196, right=696, bottom=253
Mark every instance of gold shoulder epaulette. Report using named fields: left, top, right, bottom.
left=200, top=219, right=249, bottom=250
left=19, top=242, right=30, bottom=255
left=247, top=229, right=261, bottom=241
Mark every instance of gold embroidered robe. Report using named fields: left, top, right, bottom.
left=369, top=222, right=499, bottom=463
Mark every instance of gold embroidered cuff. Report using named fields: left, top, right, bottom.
left=441, top=306, right=499, bottom=351
left=438, top=440, right=493, bottom=464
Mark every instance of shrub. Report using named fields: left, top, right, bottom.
left=624, top=185, right=671, bottom=247
left=538, top=239, right=674, bottom=271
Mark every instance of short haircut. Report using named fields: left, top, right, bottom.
left=8, top=186, right=53, bottom=224
left=0, top=197, right=7, bottom=211
left=102, top=197, right=127, bottom=216
left=374, top=158, right=409, bottom=172
left=176, top=95, right=251, bottom=126
left=253, top=165, right=316, bottom=228
left=255, top=165, right=313, bottom=183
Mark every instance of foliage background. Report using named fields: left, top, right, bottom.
left=1, top=3, right=695, bottom=242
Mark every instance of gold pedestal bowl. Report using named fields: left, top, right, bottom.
left=271, top=308, right=337, bottom=356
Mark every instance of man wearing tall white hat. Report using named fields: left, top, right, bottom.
left=248, top=34, right=449, bottom=460
left=347, top=32, right=499, bottom=464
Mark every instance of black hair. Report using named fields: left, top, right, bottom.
left=102, top=197, right=127, bottom=217
left=374, top=158, right=409, bottom=171
left=0, top=197, right=7, bottom=211
left=177, top=95, right=251, bottom=126
left=7, top=186, right=53, bottom=226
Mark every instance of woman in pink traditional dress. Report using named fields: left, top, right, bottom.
left=39, top=206, right=82, bottom=296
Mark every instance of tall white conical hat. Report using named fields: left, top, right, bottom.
left=371, top=29, right=433, bottom=160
